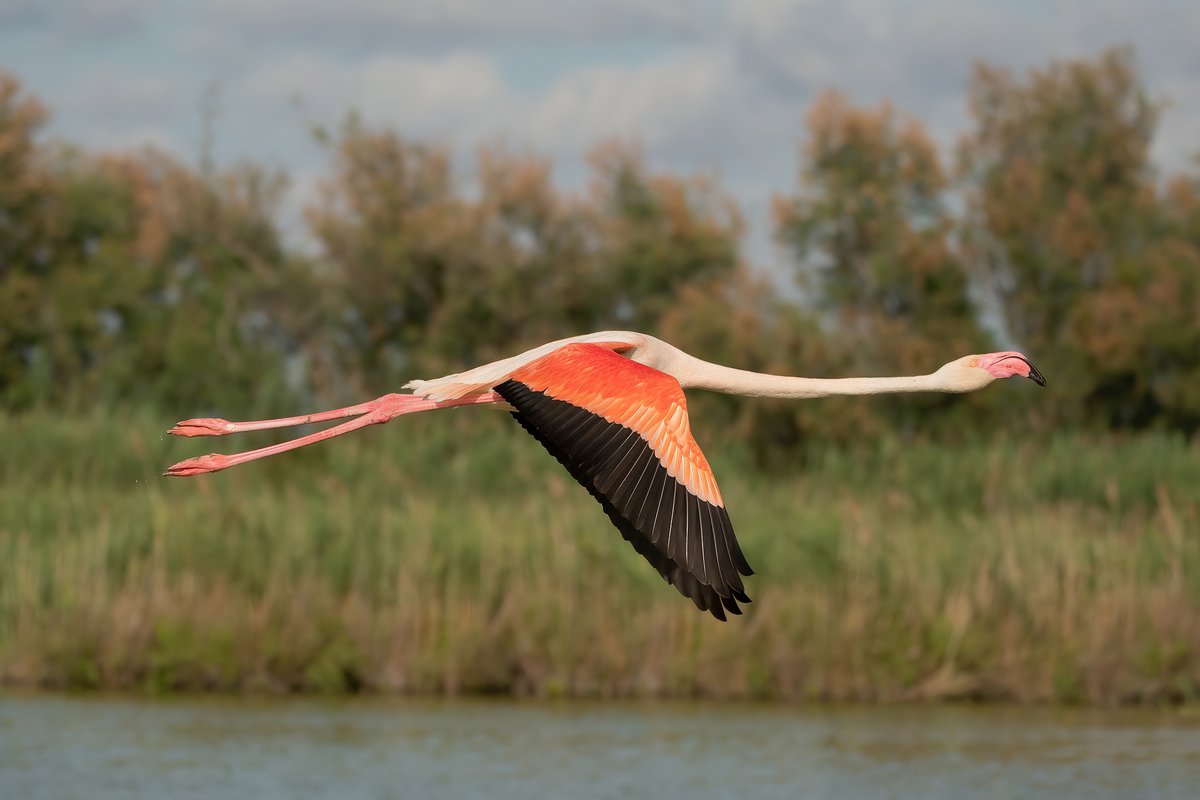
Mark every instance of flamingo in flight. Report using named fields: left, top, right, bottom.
left=165, top=332, right=1045, bottom=620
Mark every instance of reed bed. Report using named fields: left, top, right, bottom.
left=1, top=409, right=1197, bottom=703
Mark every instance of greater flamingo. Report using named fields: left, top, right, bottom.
left=165, top=331, right=1045, bottom=620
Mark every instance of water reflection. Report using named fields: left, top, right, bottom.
left=2, top=696, right=1197, bottom=799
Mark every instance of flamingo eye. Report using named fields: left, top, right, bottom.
left=969, top=358, right=979, bottom=368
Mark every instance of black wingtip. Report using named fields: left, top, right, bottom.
left=501, top=378, right=756, bottom=623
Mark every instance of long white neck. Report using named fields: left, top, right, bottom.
left=667, top=351, right=949, bottom=399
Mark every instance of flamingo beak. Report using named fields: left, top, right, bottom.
left=1020, top=356, right=1047, bottom=387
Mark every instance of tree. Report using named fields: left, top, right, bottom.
left=102, top=150, right=306, bottom=412
left=307, top=118, right=464, bottom=388
left=0, top=71, right=306, bottom=412
left=776, top=90, right=988, bottom=434
left=0, top=74, right=55, bottom=404
left=958, top=47, right=1200, bottom=429
left=307, top=121, right=604, bottom=389
left=587, top=141, right=743, bottom=333
left=416, top=144, right=598, bottom=368
left=960, top=47, right=1158, bottom=354
left=1065, top=165, right=1200, bottom=431
left=309, top=127, right=746, bottom=392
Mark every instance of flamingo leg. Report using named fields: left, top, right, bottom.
left=167, top=400, right=378, bottom=437
left=163, top=392, right=500, bottom=477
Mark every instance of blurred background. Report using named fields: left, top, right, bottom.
left=1, top=1, right=1199, bottom=795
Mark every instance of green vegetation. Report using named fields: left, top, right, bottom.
left=1, top=410, right=1196, bottom=702
left=1, top=48, right=1197, bottom=703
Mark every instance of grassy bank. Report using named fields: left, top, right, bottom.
left=1, top=408, right=1197, bottom=703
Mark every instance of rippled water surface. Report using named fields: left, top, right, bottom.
left=2, top=695, right=1198, bottom=799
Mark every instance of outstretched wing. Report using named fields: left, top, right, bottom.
left=495, top=343, right=753, bottom=620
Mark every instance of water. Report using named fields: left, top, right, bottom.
left=2, top=695, right=1198, bottom=799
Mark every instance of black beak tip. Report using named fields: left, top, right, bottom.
left=1026, top=361, right=1047, bottom=387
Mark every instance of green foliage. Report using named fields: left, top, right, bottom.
left=958, top=46, right=1200, bottom=431
left=0, top=97, right=308, bottom=414
left=305, top=125, right=742, bottom=395
left=960, top=47, right=1158, bottom=354
left=1, top=51, right=1198, bottom=440
left=774, top=90, right=993, bottom=438
left=588, top=141, right=742, bottom=330
left=778, top=91, right=970, bottom=326
left=1, top=410, right=1196, bottom=702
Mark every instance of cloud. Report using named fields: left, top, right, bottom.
left=247, top=53, right=514, bottom=147
left=524, top=52, right=736, bottom=152
left=70, top=67, right=173, bottom=118
left=731, top=1, right=1044, bottom=135
left=0, top=0, right=153, bottom=36
left=239, top=43, right=795, bottom=189
left=208, top=0, right=718, bottom=43
left=731, top=0, right=1200, bottom=170
left=0, top=0, right=45, bottom=29
left=30, top=65, right=180, bottom=156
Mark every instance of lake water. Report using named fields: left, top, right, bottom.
left=2, top=695, right=1198, bottom=799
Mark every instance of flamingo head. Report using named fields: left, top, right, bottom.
left=976, top=351, right=1046, bottom=386
left=936, top=351, right=1046, bottom=392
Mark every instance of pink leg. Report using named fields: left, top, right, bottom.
left=168, top=400, right=379, bottom=437
left=164, top=392, right=499, bottom=477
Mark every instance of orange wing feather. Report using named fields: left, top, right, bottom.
left=509, top=344, right=724, bottom=508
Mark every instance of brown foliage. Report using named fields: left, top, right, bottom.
left=960, top=46, right=1198, bottom=429
left=306, top=124, right=744, bottom=394
left=775, top=90, right=989, bottom=436
left=0, top=74, right=51, bottom=273
left=1, top=47, right=1198, bottom=436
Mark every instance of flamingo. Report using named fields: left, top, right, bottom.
left=164, top=331, right=1045, bottom=620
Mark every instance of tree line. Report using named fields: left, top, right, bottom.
left=1, top=47, right=1197, bottom=449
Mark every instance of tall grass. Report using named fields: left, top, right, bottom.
left=1, top=408, right=1197, bottom=703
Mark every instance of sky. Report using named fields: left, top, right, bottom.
left=2, top=0, right=1198, bottom=270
